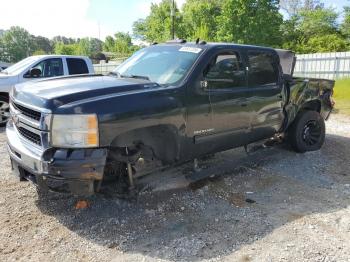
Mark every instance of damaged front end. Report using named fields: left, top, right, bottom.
left=6, top=99, right=109, bottom=196
left=6, top=99, right=157, bottom=197
left=7, top=119, right=108, bottom=195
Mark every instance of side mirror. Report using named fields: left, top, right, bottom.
left=24, top=68, right=42, bottom=78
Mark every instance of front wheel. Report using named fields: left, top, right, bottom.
left=0, top=95, right=10, bottom=127
left=288, top=110, right=325, bottom=153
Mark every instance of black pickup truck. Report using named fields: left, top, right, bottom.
left=6, top=41, right=335, bottom=196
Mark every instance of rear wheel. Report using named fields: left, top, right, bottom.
left=288, top=110, right=325, bottom=153
left=0, top=95, right=10, bottom=127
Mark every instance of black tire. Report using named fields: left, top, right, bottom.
left=0, top=95, right=10, bottom=127
left=288, top=110, right=325, bottom=153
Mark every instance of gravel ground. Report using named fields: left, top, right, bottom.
left=0, top=114, right=349, bottom=262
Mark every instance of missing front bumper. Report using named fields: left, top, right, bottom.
left=9, top=149, right=107, bottom=196
left=11, top=159, right=96, bottom=195
left=7, top=121, right=108, bottom=196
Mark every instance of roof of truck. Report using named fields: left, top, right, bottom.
left=30, top=55, right=91, bottom=59
left=158, top=40, right=279, bottom=52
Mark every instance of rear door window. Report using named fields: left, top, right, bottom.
left=66, top=58, right=89, bottom=75
left=247, top=51, right=279, bottom=86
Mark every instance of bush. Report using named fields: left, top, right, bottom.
left=298, top=34, right=348, bottom=53
left=333, top=78, right=350, bottom=114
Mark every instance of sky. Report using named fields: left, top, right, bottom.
left=0, top=0, right=347, bottom=40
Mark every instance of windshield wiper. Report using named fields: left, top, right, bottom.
left=120, top=74, right=150, bottom=81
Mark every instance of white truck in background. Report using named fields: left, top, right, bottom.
left=0, top=55, right=94, bottom=126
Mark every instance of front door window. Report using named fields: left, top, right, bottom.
left=204, top=52, right=246, bottom=89
left=29, top=58, right=64, bottom=78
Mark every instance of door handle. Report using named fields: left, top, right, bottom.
left=200, top=80, right=208, bottom=90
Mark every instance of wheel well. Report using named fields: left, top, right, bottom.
left=300, top=100, right=321, bottom=113
left=110, top=125, right=180, bottom=164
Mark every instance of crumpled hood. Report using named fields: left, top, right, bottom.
left=12, top=75, right=160, bottom=110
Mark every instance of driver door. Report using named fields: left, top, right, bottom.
left=205, top=50, right=250, bottom=134
left=203, top=50, right=251, bottom=148
left=185, top=49, right=251, bottom=158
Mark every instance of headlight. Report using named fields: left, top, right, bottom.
left=51, top=114, right=99, bottom=148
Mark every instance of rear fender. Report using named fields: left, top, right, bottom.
left=285, top=78, right=335, bottom=129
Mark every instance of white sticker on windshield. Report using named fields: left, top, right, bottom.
left=179, top=47, right=202, bottom=54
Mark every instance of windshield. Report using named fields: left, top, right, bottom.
left=2, top=56, right=39, bottom=75
left=113, top=45, right=203, bottom=85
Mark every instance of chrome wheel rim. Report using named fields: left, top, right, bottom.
left=0, top=100, right=10, bottom=124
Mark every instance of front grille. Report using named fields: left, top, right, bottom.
left=12, top=102, right=41, bottom=121
left=18, top=127, right=42, bottom=146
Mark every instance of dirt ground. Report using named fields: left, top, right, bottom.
left=0, top=114, right=349, bottom=262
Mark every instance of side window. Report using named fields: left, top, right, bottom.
left=204, top=52, right=245, bottom=89
left=247, top=51, right=279, bottom=86
left=67, top=58, right=89, bottom=75
left=31, top=58, right=63, bottom=78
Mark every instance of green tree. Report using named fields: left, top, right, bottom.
left=103, top=36, right=115, bottom=52
left=281, top=15, right=305, bottom=51
left=216, top=0, right=283, bottom=47
left=52, top=36, right=76, bottom=45
left=76, top=38, right=91, bottom=55
left=341, top=7, right=350, bottom=40
left=0, top=26, right=33, bottom=62
left=54, top=42, right=78, bottom=55
left=280, top=0, right=324, bottom=17
left=54, top=38, right=102, bottom=57
left=0, top=36, right=7, bottom=61
left=102, top=32, right=138, bottom=55
left=280, top=0, right=302, bottom=16
left=89, top=38, right=103, bottom=54
left=114, top=32, right=132, bottom=53
left=195, top=23, right=210, bottom=40
left=32, top=50, right=46, bottom=56
left=303, top=0, right=323, bottom=10
left=298, top=7, right=338, bottom=37
left=32, top=35, right=52, bottom=54
left=132, top=0, right=184, bottom=43
left=182, top=0, right=223, bottom=41
left=282, top=6, right=345, bottom=53
left=132, top=19, right=148, bottom=40
left=298, top=34, right=348, bottom=53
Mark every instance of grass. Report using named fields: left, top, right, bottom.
left=333, top=78, right=350, bottom=115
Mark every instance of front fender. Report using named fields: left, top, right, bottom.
left=109, top=124, right=182, bottom=163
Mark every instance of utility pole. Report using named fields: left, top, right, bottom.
left=98, top=21, right=101, bottom=40
left=171, top=0, right=175, bottom=39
